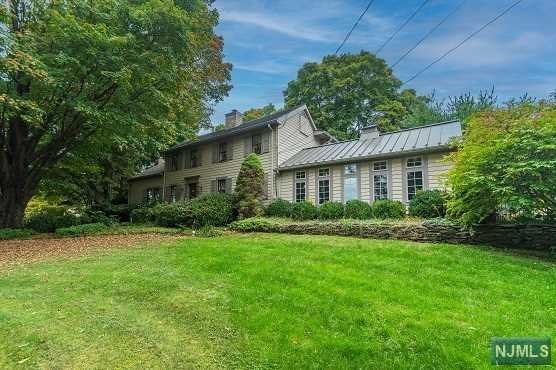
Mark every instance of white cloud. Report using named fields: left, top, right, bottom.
left=233, top=60, right=295, bottom=75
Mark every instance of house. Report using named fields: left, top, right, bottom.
left=128, top=104, right=462, bottom=206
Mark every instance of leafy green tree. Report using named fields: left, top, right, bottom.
left=402, top=89, right=497, bottom=128
left=242, top=103, right=277, bottom=122
left=235, top=153, right=265, bottom=219
left=0, top=0, right=231, bottom=227
left=447, top=102, right=556, bottom=225
left=284, top=51, right=414, bottom=139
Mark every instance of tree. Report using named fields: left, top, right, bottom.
left=401, top=89, right=498, bottom=128
left=446, top=102, right=556, bottom=226
left=283, top=51, right=415, bottom=139
left=0, top=0, right=231, bottom=227
left=242, top=103, right=277, bottom=122
left=234, top=153, right=265, bottom=219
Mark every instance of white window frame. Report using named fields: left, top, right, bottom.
left=295, top=171, right=306, bottom=202
left=343, top=164, right=358, bottom=203
left=372, top=161, right=389, bottom=201
left=318, top=168, right=330, bottom=204
left=406, top=157, right=424, bottom=201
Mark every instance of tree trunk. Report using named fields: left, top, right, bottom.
left=0, top=180, right=32, bottom=228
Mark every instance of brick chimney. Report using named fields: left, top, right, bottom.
left=225, top=110, right=242, bottom=129
left=360, top=124, right=380, bottom=140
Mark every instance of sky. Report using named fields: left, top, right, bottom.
left=210, top=0, right=556, bottom=124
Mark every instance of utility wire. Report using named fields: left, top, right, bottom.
left=391, top=0, right=468, bottom=68
left=375, top=0, right=430, bottom=55
left=335, top=0, right=377, bottom=55
left=402, top=0, right=525, bottom=85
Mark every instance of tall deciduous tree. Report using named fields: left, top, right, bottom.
left=242, top=103, right=276, bottom=122
left=283, top=51, right=415, bottom=139
left=0, top=0, right=231, bottom=227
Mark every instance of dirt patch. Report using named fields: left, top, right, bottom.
left=0, top=234, right=185, bottom=269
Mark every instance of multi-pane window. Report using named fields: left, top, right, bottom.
left=372, top=161, right=388, bottom=201
left=343, top=164, right=358, bottom=202
left=145, top=187, right=161, bottom=203
left=318, top=168, right=330, bottom=204
left=188, top=182, right=198, bottom=199
left=190, top=149, right=198, bottom=168
left=168, top=154, right=178, bottom=171
left=406, top=157, right=424, bottom=201
left=295, top=171, right=306, bottom=202
left=218, top=142, right=228, bottom=162
left=169, top=185, right=177, bottom=203
left=217, top=178, right=227, bottom=193
left=252, top=134, right=262, bottom=154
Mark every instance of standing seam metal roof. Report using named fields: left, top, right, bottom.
left=279, top=120, right=462, bottom=169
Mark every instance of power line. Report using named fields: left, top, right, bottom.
left=375, top=0, right=430, bottom=55
left=391, top=0, right=468, bottom=68
left=335, top=0, right=377, bottom=55
left=402, top=0, right=525, bottom=85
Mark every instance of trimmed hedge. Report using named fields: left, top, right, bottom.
left=291, top=201, right=317, bottom=220
left=409, top=190, right=447, bottom=219
left=318, top=201, right=344, bottom=220
left=152, top=202, right=192, bottom=227
left=345, top=199, right=372, bottom=219
left=25, top=207, right=81, bottom=233
left=130, top=206, right=156, bottom=224
left=265, top=199, right=292, bottom=218
left=55, top=223, right=109, bottom=237
left=190, top=193, right=235, bottom=227
left=372, top=199, right=405, bottom=219
left=0, top=228, right=35, bottom=240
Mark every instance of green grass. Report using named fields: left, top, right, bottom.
left=0, top=234, right=554, bottom=369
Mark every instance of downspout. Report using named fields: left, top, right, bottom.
left=162, top=159, right=167, bottom=202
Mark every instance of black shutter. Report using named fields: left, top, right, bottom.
left=244, top=136, right=251, bottom=157
left=227, top=141, right=233, bottom=160
left=212, top=145, right=218, bottom=163
left=226, top=178, right=232, bottom=194
left=184, top=150, right=191, bottom=169
left=211, top=180, right=217, bottom=193
left=262, top=132, right=270, bottom=153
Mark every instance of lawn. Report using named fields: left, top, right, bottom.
left=0, top=234, right=554, bottom=369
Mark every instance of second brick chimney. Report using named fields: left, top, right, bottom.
left=360, top=124, right=380, bottom=140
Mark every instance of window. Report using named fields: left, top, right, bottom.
left=168, top=154, right=178, bottom=171
left=188, top=182, right=198, bottom=199
left=218, top=142, right=228, bottom=162
left=373, top=161, right=387, bottom=171
left=373, top=174, right=388, bottom=200
left=343, top=164, right=358, bottom=202
left=295, top=171, right=306, bottom=202
left=217, top=178, right=227, bottom=193
left=318, top=168, right=330, bottom=204
left=406, top=157, right=423, bottom=201
left=145, top=187, right=161, bottom=202
left=372, top=161, right=388, bottom=201
left=190, top=149, right=198, bottom=168
left=169, top=185, right=177, bottom=203
left=252, top=134, right=262, bottom=154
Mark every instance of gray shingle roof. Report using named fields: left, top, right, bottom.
left=165, top=105, right=306, bottom=153
left=279, top=120, right=462, bottom=169
left=129, top=160, right=165, bottom=180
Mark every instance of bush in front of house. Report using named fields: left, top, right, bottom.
left=0, top=228, right=35, bottom=240
left=230, top=217, right=275, bottom=232
left=130, top=206, right=156, bottom=224
left=318, top=201, right=344, bottom=220
left=190, top=193, right=235, bottom=227
left=344, top=199, right=372, bottom=219
left=372, top=199, right=406, bottom=219
left=55, top=223, right=109, bottom=237
left=408, top=190, right=447, bottom=219
left=24, top=206, right=82, bottom=233
left=290, top=201, right=317, bottom=220
left=235, top=153, right=265, bottom=219
left=152, top=201, right=192, bottom=227
left=265, top=199, right=293, bottom=218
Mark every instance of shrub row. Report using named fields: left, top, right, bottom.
left=131, top=193, right=235, bottom=228
left=265, top=199, right=406, bottom=220
left=24, top=206, right=116, bottom=233
left=55, top=223, right=109, bottom=237
left=0, top=228, right=35, bottom=240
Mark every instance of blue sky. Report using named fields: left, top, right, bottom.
left=210, top=0, right=555, bottom=124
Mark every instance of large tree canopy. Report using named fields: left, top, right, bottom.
left=0, top=0, right=231, bottom=227
left=242, top=103, right=277, bottom=122
left=283, top=51, right=417, bottom=139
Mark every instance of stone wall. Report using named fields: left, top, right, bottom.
left=230, top=219, right=556, bottom=252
